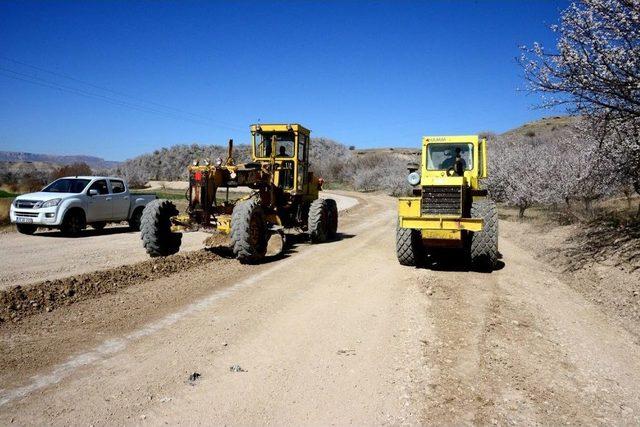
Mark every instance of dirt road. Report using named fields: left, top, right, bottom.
left=0, top=192, right=358, bottom=289
left=1, top=191, right=639, bottom=425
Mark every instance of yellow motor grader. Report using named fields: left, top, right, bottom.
left=140, top=124, right=338, bottom=263
left=396, top=135, right=498, bottom=270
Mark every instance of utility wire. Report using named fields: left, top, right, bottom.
left=0, top=57, right=243, bottom=131
left=0, top=69, right=213, bottom=126
left=0, top=56, right=239, bottom=128
left=0, top=67, right=223, bottom=127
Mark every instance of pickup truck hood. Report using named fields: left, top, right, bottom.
left=15, top=192, right=79, bottom=201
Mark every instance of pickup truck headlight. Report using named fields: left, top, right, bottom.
left=40, top=198, right=62, bottom=208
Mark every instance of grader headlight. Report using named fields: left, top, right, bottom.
left=407, top=172, right=421, bottom=186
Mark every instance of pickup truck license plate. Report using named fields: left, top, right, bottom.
left=16, top=217, right=34, bottom=223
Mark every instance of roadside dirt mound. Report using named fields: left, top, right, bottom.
left=562, top=217, right=640, bottom=273
left=502, top=219, right=640, bottom=335
left=0, top=250, right=219, bottom=324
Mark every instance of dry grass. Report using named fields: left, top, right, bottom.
left=500, top=194, right=640, bottom=274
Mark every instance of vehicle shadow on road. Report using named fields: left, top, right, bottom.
left=419, top=249, right=506, bottom=273
left=207, top=232, right=356, bottom=264
left=34, top=226, right=135, bottom=238
left=275, top=232, right=356, bottom=262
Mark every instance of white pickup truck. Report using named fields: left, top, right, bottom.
left=10, top=176, right=156, bottom=236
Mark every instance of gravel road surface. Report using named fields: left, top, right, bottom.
left=1, top=191, right=639, bottom=425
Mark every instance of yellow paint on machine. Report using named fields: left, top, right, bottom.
left=399, top=215, right=483, bottom=232
left=397, top=197, right=483, bottom=232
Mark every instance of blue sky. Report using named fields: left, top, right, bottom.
left=0, top=0, right=569, bottom=161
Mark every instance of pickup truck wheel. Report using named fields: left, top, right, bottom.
left=61, top=210, right=86, bottom=236
left=128, top=207, right=143, bottom=231
left=140, top=200, right=182, bottom=257
left=91, top=222, right=106, bottom=231
left=16, top=224, right=37, bottom=235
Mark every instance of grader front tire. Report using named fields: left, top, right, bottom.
left=470, top=200, right=499, bottom=270
left=230, top=199, right=268, bottom=264
left=140, top=199, right=182, bottom=257
left=396, top=224, right=422, bottom=266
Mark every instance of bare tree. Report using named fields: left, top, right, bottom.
left=51, top=162, right=93, bottom=180
left=487, top=136, right=548, bottom=218
left=520, top=0, right=640, bottom=208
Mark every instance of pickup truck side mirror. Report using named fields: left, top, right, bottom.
left=88, top=189, right=99, bottom=196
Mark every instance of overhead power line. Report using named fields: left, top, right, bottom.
left=0, top=56, right=242, bottom=131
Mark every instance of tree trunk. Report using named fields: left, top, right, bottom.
left=583, top=198, right=593, bottom=215
left=623, top=188, right=633, bottom=211
left=518, top=205, right=526, bottom=219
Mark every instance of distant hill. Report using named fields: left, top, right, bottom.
left=501, top=115, right=578, bottom=140
left=342, top=116, right=578, bottom=155
left=0, top=151, right=120, bottom=169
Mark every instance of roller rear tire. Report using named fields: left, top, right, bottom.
left=396, top=224, right=423, bottom=266
left=470, top=200, right=499, bottom=270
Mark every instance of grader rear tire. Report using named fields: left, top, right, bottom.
left=230, top=199, right=268, bottom=264
left=396, top=224, right=422, bottom=266
left=140, top=199, right=182, bottom=257
left=470, top=200, right=498, bottom=270
left=308, top=198, right=329, bottom=243
left=325, top=198, right=338, bottom=239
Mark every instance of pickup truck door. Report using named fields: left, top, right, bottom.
left=109, top=179, right=130, bottom=220
left=86, top=180, right=112, bottom=222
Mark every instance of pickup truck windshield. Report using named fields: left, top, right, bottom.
left=43, top=178, right=91, bottom=193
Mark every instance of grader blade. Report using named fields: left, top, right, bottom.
left=203, top=232, right=233, bottom=250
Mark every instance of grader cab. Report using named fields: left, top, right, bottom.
left=396, top=135, right=498, bottom=270
left=140, top=124, right=338, bottom=264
